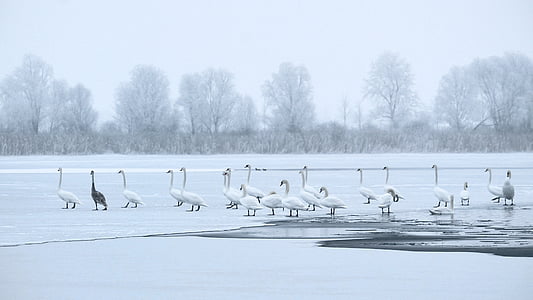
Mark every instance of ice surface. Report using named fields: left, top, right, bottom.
left=1, top=153, right=532, bottom=298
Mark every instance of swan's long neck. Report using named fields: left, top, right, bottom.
left=305, top=168, right=309, bottom=183
left=223, top=173, right=227, bottom=191
left=385, top=168, right=389, bottom=184
left=121, top=172, right=127, bottom=190
left=58, top=169, right=63, bottom=190
left=322, top=188, right=329, bottom=197
left=169, top=171, right=174, bottom=191
left=227, top=171, right=232, bottom=188
left=359, top=170, right=363, bottom=185
left=91, top=173, right=96, bottom=191
left=487, top=169, right=492, bottom=185
left=241, top=185, right=247, bottom=197
left=247, top=166, right=251, bottom=184
left=284, top=182, right=290, bottom=196
left=182, top=169, right=187, bottom=191
left=300, top=172, right=305, bottom=188
left=434, top=166, right=439, bottom=186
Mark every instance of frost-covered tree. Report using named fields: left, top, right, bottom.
left=472, top=53, right=533, bottom=131
left=46, top=80, right=70, bottom=132
left=364, top=52, right=417, bottom=128
left=178, top=73, right=203, bottom=135
left=64, top=84, right=98, bottom=133
left=115, top=65, right=171, bottom=134
left=179, top=68, right=239, bottom=135
left=434, top=66, right=479, bottom=130
left=0, top=54, right=53, bottom=134
left=230, top=95, right=258, bottom=134
left=262, top=62, right=315, bottom=132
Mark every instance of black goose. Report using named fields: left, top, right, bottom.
left=90, top=170, right=108, bottom=210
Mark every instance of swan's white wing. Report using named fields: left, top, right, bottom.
left=182, top=191, right=208, bottom=206
left=378, top=193, right=392, bottom=208
left=123, top=189, right=143, bottom=203
left=261, top=194, right=283, bottom=208
left=488, top=185, right=503, bottom=197
left=321, top=196, right=347, bottom=209
left=57, top=189, right=80, bottom=203
left=299, top=190, right=322, bottom=206
left=170, top=188, right=184, bottom=201
left=283, top=196, right=308, bottom=210
left=240, top=195, right=263, bottom=210
left=433, top=186, right=451, bottom=202
left=359, top=186, right=377, bottom=200
left=304, top=184, right=322, bottom=198
left=246, top=185, right=265, bottom=198
left=224, top=187, right=242, bottom=204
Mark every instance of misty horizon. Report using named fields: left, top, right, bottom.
left=1, top=0, right=532, bottom=124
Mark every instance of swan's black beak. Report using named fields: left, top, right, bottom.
left=280, top=181, right=283, bottom=186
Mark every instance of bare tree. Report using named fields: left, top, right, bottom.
left=262, top=62, right=315, bottom=132
left=472, top=53, right=533, bottom=131
left=364, top=52, right=417, bottom=128
left=230, top=95, right=258, bottom=134
left=0, top=54, right=53, bottom=134
left=178, top=73, right=203, bottom=135
left=339, top=96, right=351, bottom=130
left=179, top=68, right=239, bottom=136
left=65, top=84, right=98, bottom=133
left=115, top=65, right=171, bottom=134
left=434, top=66, right=478, bottom=130
left=200, top=68, right=238, bottom=135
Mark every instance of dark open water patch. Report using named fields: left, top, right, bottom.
left=193, top=214, right=533, bottom=258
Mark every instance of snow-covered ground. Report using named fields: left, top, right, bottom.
left=1, top=153, right=532, bottom=298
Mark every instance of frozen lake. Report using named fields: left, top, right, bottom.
left=1, top=153, right=532, bottom=298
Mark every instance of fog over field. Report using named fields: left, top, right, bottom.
left=1, top=1, right=532, bottom=299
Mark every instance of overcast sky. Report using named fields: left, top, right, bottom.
left=1, top=0, right=532, bottom=124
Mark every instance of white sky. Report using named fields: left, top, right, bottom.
left=1, top=0, right=532, bottom=124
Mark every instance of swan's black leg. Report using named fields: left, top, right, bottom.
left=333, top=208, right=336, bottom=215
left=312, top=204, right=316, bottom=211
left=196, top=205, right=200, bottom=211
left=103, top=206, right=108, bottom=211
left=271, top=208, right=275, bottom=215
left=187, top=205, right=194, bottom=212
left=63, top=203, right=68, bottom=209
left=296, top=210, right=299, bottom=217
left=289, top=210, right=292, bottom=217
left=387, top=207, right=390, bottom=213
left=445, top=202, right=448, bottom=207
left=253, top=210, right=256, bottom=216
left=366, top=198, right=370, bottom=204
left=122, top=202, right=129, bottom=208
left=381, top=207, right=384, bottom=213
left=71, top=203, right=76, bottom=209
left=134, top=203, right=138, bottom=208
left=94, top=203, right=98, bottom=211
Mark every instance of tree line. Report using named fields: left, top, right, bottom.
left=0, top=53, right=532, bottom=155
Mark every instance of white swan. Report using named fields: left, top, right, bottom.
left=223, top=169, right=242, bottom=209
left=460, top=182, right=470, bottom=206
left=166, top=170, right=184, bottom=207
left=239, top=184, right=263, bottom=216
left=383, top=166, right=403, bottom=201
left=432, top=164, right=452, bottom=208
left=377, top=188, right=396, bottom=214
left=319, top=186, right=347, bottom=215
left=429, top=195, right=455, bottom=215
left=502, top=170, right=515, bottom=206
left=179, top=167, right=208, bottom=212
left=260, top=192, right=284, bottom=215
left=280, top=179, right=308, bottom=217
left=57, top=168, right=80, bottom=209
left=357, top=168, right=378, bottom=204
left=485, top=168, right=503, bottom=203
left=243, top=164, right=265, bottom=199
left=302, top=165, right=322, bottom=198
left=118, top=170, right=143, bottom=208
left=90, top=170, right=107, bottom=210
left=298, top=170, right=322, bottom=211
